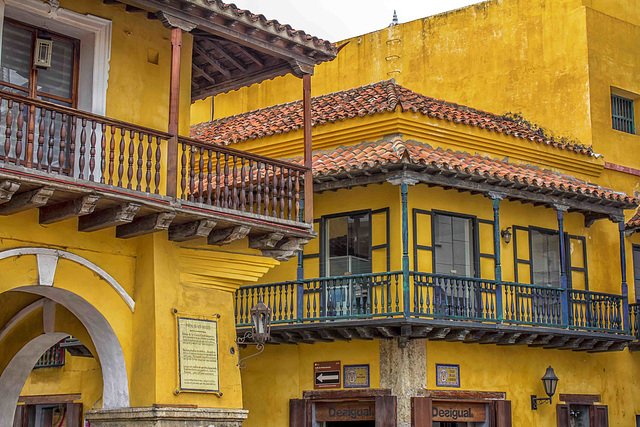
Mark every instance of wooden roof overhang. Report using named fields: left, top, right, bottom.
left=313, top=165, right=638, bottom=225
left=118, top=0, right=338, bottom=100
left=237, top=317, right=633, bottom=352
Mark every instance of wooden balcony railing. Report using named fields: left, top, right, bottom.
left=628, top=303, right=640, bottom=340
left=0, top=90, right=309, bottom=224
left=34, top=341, right=65, bottom=369
left=235, top=272, right=628, bottom=334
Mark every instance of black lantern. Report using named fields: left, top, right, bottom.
left=501, top=227, right=512, bottom=244
left=250, top=301, right=271, bottom=345
left=531, top=366, right=559, bottom=410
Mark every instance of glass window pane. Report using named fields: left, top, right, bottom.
left=325, top=213, right=371, bottom=276
left=36, top=37, right=75, bottom=101
left=434, top=214, right=474, bottom=277
left=531, top=230, right=561, bottom=286
left=1, top=23, right=32, bottom=90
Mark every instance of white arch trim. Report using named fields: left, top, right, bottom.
left=0, top=247, right=135, bottom=312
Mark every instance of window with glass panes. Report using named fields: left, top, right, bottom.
left=531, top=229, right=561, bottom=286
left=433, top=213, right=475, bottom=277
left=323, top=212, right=371, bottom=277
left=611, top=93, right=635, bottom=134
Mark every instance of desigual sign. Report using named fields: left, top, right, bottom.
left=431, top=401, right=486, bottom=422
left=315, top=401, right=375, bottom=422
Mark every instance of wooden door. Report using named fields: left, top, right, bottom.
left=289, top=399, right=306, bottom=427
left=495, top=400, right=512, bottom=427
left=411, top=397, right=432, bottom=427
left=375, top=395, right=397, bottom=427
left=590, top=405, right=609, bottom=427
left=557, top=404, right=570, bottom=426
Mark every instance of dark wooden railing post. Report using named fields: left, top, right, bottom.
left=489, top=192, right=505, bottom=321
left=302, top=73, right=313, bottom=224
left=165, top=26, right=182, bottom=198
left=555, top=204, right=570, bottom=326
left=617, top=219, right=630, bottom=331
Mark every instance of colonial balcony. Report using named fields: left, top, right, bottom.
left=0, top=90, right=312, bottom=259
left=235, top=272, right=632, bottom=352
left=628, top=303, right=640, bottom=351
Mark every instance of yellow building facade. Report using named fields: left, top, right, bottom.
left=0, top=0, right=334, bottom=426
left=188, top=0, right=640, bottom=426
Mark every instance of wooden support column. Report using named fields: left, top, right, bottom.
left=303, top=73, right=313, bottom=224
left=555, top=204, right=570, bottom=326
left=618, top=219, right=630, bottom=331
left=166, top=26, right=182, bottom=198
left=489, top=192, right=505, bottom=321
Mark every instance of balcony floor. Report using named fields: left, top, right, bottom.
left=238, top=317, right=633, bottom=352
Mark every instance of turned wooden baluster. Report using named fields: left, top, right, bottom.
left=223, top=153, right=230, bottom=209
left=232, top=155, right=238, bottom=210
left=58, top=114, right=67, bottom=173
left=117, top=127, right=125, bottom=187
left=206, top=149, right=212, bottom=205
left=37, top=107, right=45, bottom=169
left=47, top=110, right=56, bottom=173
left=127, top=130, right=135, bottom=189
left=78, top=118, right=87, bottom=180
left=69, top=116, right=77, bottom=176
left=145, top=134, right=152, bottom=193
left=4, top=99, right=13, bottom=163
left=198, top=146, right=204, bottom=203
left=15, top=102, right=24, bottom=166
left=26, top=104, right=35, bottom=167
left=279, top=165, right=285, bottom=219
left=109, top=125, right=116, bottom=185
left=180, top=141, right=187, bottom=199
left=136, top=132, right=144, bottom=191
left=100, top=123, right=107, bottom=183
left=248, top=159, right=254, bottom=213
left=264, top=163, right=270, bottom=217
left=256, top=161, right=262, bottom=215
left=189, top=146, right=196, bottom=202
left=287, top=168, right=292, bottom=220
left=215, top=151, right=221, bottom=206
left=89, top=121, right=97, bottom=181
left=272, top=163, right=278, bottom=217
left=240, top=157, right=246, bottom=212
left=295, top=170, right=300, bottom=220
left=155, top=136, right=161, bottom=194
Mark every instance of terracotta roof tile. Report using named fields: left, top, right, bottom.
left=191, top=80, right=594, bottom=156
left=284, top=137, right=634, bottom=206
left=627, top=209, right=640, bottom=230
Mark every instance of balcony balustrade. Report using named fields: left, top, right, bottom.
left=235, top=272, right=630, bottom=350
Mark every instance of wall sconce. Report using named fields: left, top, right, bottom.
left=237, top=301, right=271, bottom=369
left=501, top=227, right=512, bottom=244
left=531, top=366, right=559, bottom=410
left=34, top=31, right=53, bottom=70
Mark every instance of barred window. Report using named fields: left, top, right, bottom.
left=612, top=94, right=635, bottom=134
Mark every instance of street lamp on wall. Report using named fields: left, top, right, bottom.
left=501, top=227, right=512, bottom=244
left=531, top=366, right=559, bottom=410
left=237, top=301, right=271, bottom=369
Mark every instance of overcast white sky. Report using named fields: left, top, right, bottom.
left=231, top=0, right=486, bottom=42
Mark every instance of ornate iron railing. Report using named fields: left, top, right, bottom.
left=0, top=89, right=310, bottom=223
left=34, top=341, right=65, bottom=369
left=236, top=272, right=628, bottom=334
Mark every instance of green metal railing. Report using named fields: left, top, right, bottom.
left=235, top=271, right=628, bottom=334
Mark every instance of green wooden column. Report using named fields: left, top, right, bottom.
left=488, top=192, right=505, bottom=320
left=554, top=204, right=570, bottom=326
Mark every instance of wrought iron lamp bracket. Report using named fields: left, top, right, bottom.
left=531, top=395, right=552, bottom=410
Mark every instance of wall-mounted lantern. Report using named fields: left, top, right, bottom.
left=237, top=301, right=272, bottom=369
left=34, top=31, right=53, bottom=70
left=531, top=366, right=559, bottom=410
left=501, top=227, right=512, bottom=244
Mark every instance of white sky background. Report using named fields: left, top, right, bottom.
left=230, top=0, right=486, bottom=42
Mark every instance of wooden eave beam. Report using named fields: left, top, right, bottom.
left=78, top=203, right=141, bottom=232
left=206, top=42, right=248, bottom=73
left=193, top=43, right=232, bottom=78
left=235, top=44, right=265, bottom=67
left=39, top=195, right=101, bottom=224
left=129, top=0, right=322, bottom=66
left=0, top=180, right=20, bottom=203
left=0, top=187, right=54, bottom=215
left=116, top=211, right=176, bottom=238
left=168, top=219, right=217, bottom=242
left=192, top=63, right=216, bottom=84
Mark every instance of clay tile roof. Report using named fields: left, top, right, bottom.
left=191, top=80, right=594, bottom=156
left=626, top=209, right=640, bottom=230
left=285, top=137, right=635, bottom=207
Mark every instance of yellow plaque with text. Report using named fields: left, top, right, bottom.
left=177, top=317, right=219, bottom=392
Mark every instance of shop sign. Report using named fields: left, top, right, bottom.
left=436, top=363, right=460, bottom=387
left=343, top=364, right=370, bottom=388
left=314, top=360, right=341, bottom=389
left=315, top=401, right=375, bottom=422
left=432, top=401, right=486, bottom=422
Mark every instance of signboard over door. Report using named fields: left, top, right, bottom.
left=432, top=401, right=486, bottom=422
left=315, top=401, right=375, bottom=422
left=314, top=360, right=341, bottom=389
left=176, top=315, right=220, bottom=393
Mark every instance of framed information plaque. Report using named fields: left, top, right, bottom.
left=175, top=315, right=220, bottom=394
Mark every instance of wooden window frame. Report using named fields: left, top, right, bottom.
left=319, top=209, right=373, bottom=278
left=1, top=18, right=80, bottom=107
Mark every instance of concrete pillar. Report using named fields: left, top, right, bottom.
left=380, top=338, right=426, bottom=426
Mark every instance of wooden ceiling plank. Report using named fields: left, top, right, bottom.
left=193, top=43, right=232, bottom=78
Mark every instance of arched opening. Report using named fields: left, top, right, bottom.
left=0, top=287, right=130, bottom=426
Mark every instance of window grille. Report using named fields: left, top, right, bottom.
left=34, top=341, right=66, bottom=368
left=612, top=94, right=635, bottom=134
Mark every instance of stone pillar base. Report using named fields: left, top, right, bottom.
left=85, top=407, right=248, bottom=427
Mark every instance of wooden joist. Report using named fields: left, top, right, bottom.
left=208, top=225, right=251, bottom=245
left=78, top=203, right=141, bottom=232
left=168, top=219, right=217, bottom=242
left=116, top=212, right=176, bottom=239
left=249, top=232, right=285, bottom=250
left=0, top=187, right=54, bottom=215
left=39, top=195, right=101, bottom=224
left=0, top=180, right=19, bottom=203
